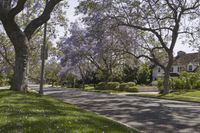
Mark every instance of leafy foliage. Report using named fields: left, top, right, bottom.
left=157, top=71, right=200, bottom=91
left=76, top=0, right=200, bottom=93
left=95, top=82, right=138, bottom=92
left=137, top=64, right=152, bottom=85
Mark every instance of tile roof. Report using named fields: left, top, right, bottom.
left=173, top=52, right=199, bottom=65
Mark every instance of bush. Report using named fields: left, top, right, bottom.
left=85, top=84, right=94, bottom=88
left=157, top=71, right=200, bottom=92
left=106, top=82, right=120, bottom=90
left=95, top=82, right=106, bottom=90
left=194, top=80, right=200, bottom=89
left=127, top=82, right=136, bottom=87
left=95, top=82, right=120, bottom=90
left=119, top=83, right=130, bottom=91
left=0, top=74, right=9, bottom=87
left=127, top=87, right=138, bottom=92
left=171, top=78, right=185, bottom=90
left=95, top=82, right=138, bottom=92
left=157, top=78, right=163, bottom=91
left=119, top=82, right=137, bottom=92
left=137, top=64, right=152, bottom=85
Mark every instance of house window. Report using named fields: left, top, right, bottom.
left=158, top=68, right=161, bottom=73
left=177, top=67, right=181, bottom=72
left=170, top=67, right=174, bottom=72
left=189, top=65, right=193, bottom=71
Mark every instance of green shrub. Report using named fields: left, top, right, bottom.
left=119, top=83, right=130, bottom=91
left=106, top=82, right=120, bottom=90
left=157, top=78, right=163, bottom=91
left=127, top=82, right=136, bottom=87
left=95, top=82, right=107, bottom=90
left=85, top=84, right=94, bottom=88
left=95, top=82, right=137, bottom=92
left=171, top=78, right=185, bottom=90
left=157, top=71, right=200, bottom=92
left=0, top=74, right=9, bottom=87
left=137, top=64, right=151, bottom=84
left=119, top=82, right=137, bottom=92
left=194, top=80, right=200, bottom=89
left=95, top=82, right=120, bottom=90
left=126, top=87, right=138, bottom=92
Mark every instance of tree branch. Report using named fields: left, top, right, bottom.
left=24, top=0, right=63, bottom=40
left=8, top=0, right=27, bottom=19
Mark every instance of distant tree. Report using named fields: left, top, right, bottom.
left=122, top=65, right=138, bottom=83
left=45, top=62, right=61, bottom=87
left=60, top=22, right=125, bottom=82
left=77, top=0, right=200, bottom=93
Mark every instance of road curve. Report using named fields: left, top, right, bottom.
left=31, top=85, right=200, bottom=133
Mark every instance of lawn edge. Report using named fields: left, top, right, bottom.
left=127, top=94, right=200, bottom=104
left=1, top=89, right=139, bottom=132
left=41, top=91, right=140, bottom=133
left=72, top=105, right=141, bottom=133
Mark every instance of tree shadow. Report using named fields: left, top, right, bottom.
left=46, top=89, right=200, bottom=133
left=0, top=90, right=134, bottom=133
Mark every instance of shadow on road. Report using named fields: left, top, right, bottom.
left=41, top=88, right=200, bottom=133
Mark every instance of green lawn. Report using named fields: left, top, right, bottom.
left=134, top=90, right=200, bottom=102
left=0, top=90, right=136, bottom=133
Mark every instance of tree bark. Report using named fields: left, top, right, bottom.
left=0, top=0, right=63, bottom=92
left=11, top=44, right=29, bottom=91
left=1, top=19, right=29, bottom=91
left=162, top=69, right=170, bottom=94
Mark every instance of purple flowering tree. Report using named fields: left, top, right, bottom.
left=77, top=0, right=200, bottom=94
left=60, top=22, right=125, bottom=82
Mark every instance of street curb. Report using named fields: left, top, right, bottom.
left=126, top=94, right=200, bottom=104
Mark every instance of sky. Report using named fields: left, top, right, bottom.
left=66, top=0, right=79, bottom=24
left=66, top=0, right=197, bottom=55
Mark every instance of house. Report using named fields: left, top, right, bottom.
left=152, top=51, right=200, bottom=80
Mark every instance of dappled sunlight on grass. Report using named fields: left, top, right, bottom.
left=0, top=90, right=134, bottom=133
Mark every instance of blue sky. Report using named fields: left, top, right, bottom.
left=66, top=0, right=196, bottom=54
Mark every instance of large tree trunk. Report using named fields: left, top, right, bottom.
left=2, top=19, right=29, bottom=91
left=0, top=0, right=62, bottom=92
left=162, top=69, right=170, bottom=94
left=10, top=44, right=29, bottom=91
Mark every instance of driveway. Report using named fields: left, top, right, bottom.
left=31, top=85, right=200, bottom=133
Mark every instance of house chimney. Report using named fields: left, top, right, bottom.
left=177, top=51, right=186, bottom=58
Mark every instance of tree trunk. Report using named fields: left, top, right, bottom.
left=162, top=69, right=170, bottom=94
left=10, top=44, right=29, bottom=91
left=1, top=19, right=29, bottom=92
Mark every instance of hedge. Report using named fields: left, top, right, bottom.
left=95, top=82, right=138, bottom=92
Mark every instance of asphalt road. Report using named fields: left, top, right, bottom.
left=30, top=85, right=200, bottom=133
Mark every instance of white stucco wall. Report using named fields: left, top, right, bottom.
left=153, top=62, right=199, bottom=80
left=152, top=66, right=164, bottom=80
left=172, top=66, right=180, bottom=73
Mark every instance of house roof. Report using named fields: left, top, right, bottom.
left=173, top=52, right=199, bottom=66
